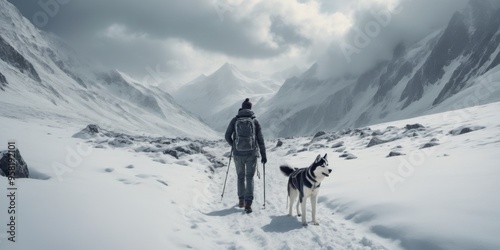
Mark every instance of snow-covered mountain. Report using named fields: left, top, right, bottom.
left=260, top=0, right=500, bottom=138
left=0, top=0, right=216, bottom=138
left=173, top=63, right=281, bottom=131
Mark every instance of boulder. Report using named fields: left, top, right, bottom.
left=313, top=131, right=326, bottom=138
left=276, top=139, right=283, bottom=147
left=449, top=126, right=485, bottom=135
left=405, top=124, right=425, bottom=130
left=331, top=141, right=345, bottom=148
left=387, top=151, right=405, bottom=158
left=420, top=142, right=439, bottom=149
left=367, top=137, right=392, bottom=147
left=339, top=152, right=357, bottom=160
left=0, top=149, right=30, bottom=178
left=73, top=124, right=101, bottom=139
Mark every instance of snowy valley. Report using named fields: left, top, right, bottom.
left=1, top=0, right=500, bottom=249
left=1, top=101, right=500, bottom=250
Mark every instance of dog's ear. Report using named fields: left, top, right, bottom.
left=323, top=153, right=328, bottom=159
left=315, top=154, right=321, bottom=163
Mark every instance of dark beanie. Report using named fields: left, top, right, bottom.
left=242, top=98, right=252, bottom=110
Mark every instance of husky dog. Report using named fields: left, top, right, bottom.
left=280, top=154, right=332, bottom=226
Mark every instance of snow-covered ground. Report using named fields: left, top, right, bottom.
left=1, top=101, right=499, bottom=250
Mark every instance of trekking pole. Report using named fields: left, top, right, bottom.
left=263, top=163, right=266, bottom=209
left=221, top=147, right=233, bottom=201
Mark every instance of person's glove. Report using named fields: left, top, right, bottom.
left=261, top=156, right=267, bottom=164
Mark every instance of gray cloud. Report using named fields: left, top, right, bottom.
left=8, top=0, right=315, bottom=82
left=8, top=0, right=481, bottom=84
left=317, top=0, right=471, bottom=79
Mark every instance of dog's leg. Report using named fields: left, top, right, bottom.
left=311, top=194, right=319, bottom=225
left=296, top=195, right=301, bottom=217
left=301, top=198, right=307, bottom=226
left=289, top=187, right=297, bottom=216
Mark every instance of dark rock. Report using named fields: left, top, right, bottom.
left=73, top=124, right=102, bottom=138
left=104, top=168, right=114, bottom=173
left=108, top=138, right=133, bottom=147
left=405, top=124, right=425, bottom=130
left=163, top=149, right=179, bottom=159
left=175, top=143, right=204, bottom=155
left=313, top=131, right=326, bottom=138
left=430, top=138, right=439, bottom=142
left=0, top=149, right=30, bottom=178
left=368, top=137, right=385, bottom=147
left=203, top=153, right=225, bottom=170
left=354, top=128, right=371, bottom=138
left=0, top=72, right=7, bottom=90
left=297, top=148, right=308, bottom=153
left=387, top=151, right=405, bottom=157
left=331, top=141, right=345, bottom=148
left=367, top=136, right=398, bottom=147
left=0, top=36, right=41, bottom=82
left=339, top=153, right=357, bottom=160
left=371, top=130, right=384, bottom=136
left=420, top=142, right=439, bottom=149
left=449, top=126, right=485, bottom=135
left=276, top=140, right=283, bottom=147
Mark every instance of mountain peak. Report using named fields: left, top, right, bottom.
left=216, top=62, right=239, bottom=73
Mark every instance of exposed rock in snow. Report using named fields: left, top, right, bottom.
left=0, top=149, right=30, bottom=178
left=73, top=124, right=101, bottom=139
left=339, top=152, right=357, bottom=160
left=449, top=126, right=486, bottom=135
left=313, top=131, right=327, bottom=138
left=405, top=123, right=425, bottom=130
left=367, top=136, right=398, bottom=148
left=387, top=151, right=405, bottom=157
left=420, top=142, right=440, bottom=149
left=331, top=141, right=345, bottom=148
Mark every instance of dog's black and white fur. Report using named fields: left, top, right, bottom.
left=280, top=154, right=332, bottom=226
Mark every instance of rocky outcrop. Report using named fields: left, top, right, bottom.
left=0, top=36, right=41, bottom=82
left=0, top=149, right=30, bottom=178
left=0, top=72, right=7, bottom=90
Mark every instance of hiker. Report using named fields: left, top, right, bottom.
left=225, top=98, right=267, bottom=213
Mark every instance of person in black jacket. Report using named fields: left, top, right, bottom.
left=225, top=98, right=266, bottom=213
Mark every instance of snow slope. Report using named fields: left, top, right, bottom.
left=1, top=99, right=499, bottom=250
left=0, top=0, right=216, bottom=139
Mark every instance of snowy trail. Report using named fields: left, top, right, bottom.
left=182, top=145, right=397, bottom=250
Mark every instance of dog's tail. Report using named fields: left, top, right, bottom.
left=280, top=165, right=296, bottom=177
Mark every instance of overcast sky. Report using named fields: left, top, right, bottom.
left=8, top=0, right=476, bottom=85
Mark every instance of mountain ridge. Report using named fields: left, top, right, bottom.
left=260, top=0, right=500, bottom=138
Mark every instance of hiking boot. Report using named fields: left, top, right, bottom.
left=244, top=200, right=252, bottom=213
left=238, top=199, right=245, bottom=208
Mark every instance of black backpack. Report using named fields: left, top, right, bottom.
left=234, top=117, right=257, bottom=151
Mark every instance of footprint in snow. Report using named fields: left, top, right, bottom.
left=156, top=179, right=169, bottom=187
left=135, top=174, right=151, bottom=178
left=117, top=178, right=140, bottom=185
